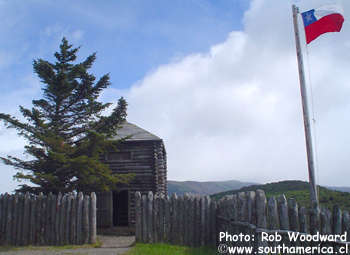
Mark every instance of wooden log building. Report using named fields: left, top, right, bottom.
left=96, top=121, right=167, bottom=228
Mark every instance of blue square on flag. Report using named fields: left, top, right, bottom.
left=301, top=10, right=317, bottom=26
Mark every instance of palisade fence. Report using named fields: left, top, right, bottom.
left=136, top=190, right=350, bottom=251
left=217, top=190, right=350, bottom=253
left=0, top=192, right=97, bottom=246
left=135, top=191, right=217, bottom=247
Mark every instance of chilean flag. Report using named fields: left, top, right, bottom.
left=301, top=5, right=344, bottom=44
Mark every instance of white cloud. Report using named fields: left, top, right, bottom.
left=125, top=0, right=350, bottom=186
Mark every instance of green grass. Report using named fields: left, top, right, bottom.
left=123, top=243, right=216, bottom=255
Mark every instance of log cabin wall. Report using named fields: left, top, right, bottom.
left=96, top=121, right=167, bottom=228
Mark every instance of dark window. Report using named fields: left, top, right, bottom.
left=107, top=152, right=132, bottom=161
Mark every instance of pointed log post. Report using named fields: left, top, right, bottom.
left=342, top=211, right=350, bottom=241
left=46, top=193, right=52, bottom=244
left=210, top=200, right=217, bottom=247
left=5, top=195, right=13, bottom=245
left=170, top=194, right=178, bottom=244
left=205, top=195, right=210, bottom=246
left=3, top=194, right=8, bottom=245
left=288, top=198, right=299, bottom=232
left=200, top=196, right=206, bottom=246
left=141, top=193, right=148, bottom=243
left=237, top=192, right=247, bottom=222
left=29, top=196, right=36, bottom=245
left=0, top=195, right=2, bottom=245
left=266, top=196, right=278, bottom=250
left=288, top=198, right=299, bottom=247
left=17, top=194, right=24, bottom=246
left=188, top=195, right=195, bottom=247
left=76, top=192, right=84, bottom=244
left=0, top=195, right=4, bottom=245
left=267, top=197, right=279, bottom=230
left=43, top=194, right=50, bottom=244
left=65, top=194, right=72, bottom=244
left=256, top=190, right=267, bottom=228
left=159, top=194, right=165, bottom=243
left=256, top=190, right=267, bottom=254
left=83, top=195, right=90, bottom=244
left=135, top=192, right=142, bottom=242
left=70, top=193, right=77, bottom=244
left=37, top=192, right=44, bottom=245
left=153, top=193, right=159, bottom=243
left=33, top=194, right=40, bottom=245
left=276, top=195, right=289, bottom=249
left=13, top=194, right=19, bottom=246
left=179, top=195, right=185, bottom=245
left=277, top=195, right=289, bottom=230
left=194, top=195, right=201, bottom=247
left=230, top=194, right=238, bottom=221
left=164, top=195, right=170, bottom=243
left=55, top=192, right=62, bottom=245
left=41, top=194, right=48, bottom=245
left=178, top=195, right=184, bottom=245
left=2, top=194, right=9, bottom=244
left=299, top=207, right=308, bottom=233
left=246, top=191, right=256, bottom=225
left=49, top=194, right=56, bottom=245
left=333, top=205, right=342, bottom=234
left=183, top=194, right=189, bottom=245
left=59, top=194, right=66, bottom=245
left=22, top=192, right=30, bottom=246
left=147, top=191, right=154, bottom=243
left=89, top=192, right=97, bottom=244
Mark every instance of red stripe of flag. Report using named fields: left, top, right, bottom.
left=304, top=13, right=344, bottom=44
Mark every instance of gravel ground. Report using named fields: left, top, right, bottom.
left=0, top=236, right=135, bottom=255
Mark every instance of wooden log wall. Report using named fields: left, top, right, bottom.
left=102, top=140, right=167, bottom=226
left=0, top=192, right=97, bottom=246
left=216, top=189, right=350, bottom=252
left=135, top=191, right=216, bottom=247
left=136, top=189, right=350, bottom=250
left=216, top=189, right=350, bottom=236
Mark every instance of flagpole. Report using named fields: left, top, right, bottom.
left=292, top=5, right=319, bottom=208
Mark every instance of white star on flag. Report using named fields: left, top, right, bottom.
left=305, top=12, right=313, bottom=22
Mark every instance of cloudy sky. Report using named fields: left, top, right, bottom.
left=0, top=0, right=349, bottom=193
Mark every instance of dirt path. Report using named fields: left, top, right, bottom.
left=99, top=236, right=135, bottom=248
left=0, top=235, right=135, bottom=255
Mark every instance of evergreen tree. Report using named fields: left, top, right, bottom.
left=0, top=38, right=132, bottom=194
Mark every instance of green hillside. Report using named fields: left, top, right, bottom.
left=211, top=180, right=350, bottom=212
left=168, top=180, right=256, bottom=196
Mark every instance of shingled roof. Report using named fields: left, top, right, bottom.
left=113, top=121, right=161, bottom=141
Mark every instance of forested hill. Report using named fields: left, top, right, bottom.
left=211, top=180, right=350, bottom=211
left=167, top=180, right=256, bottom=196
